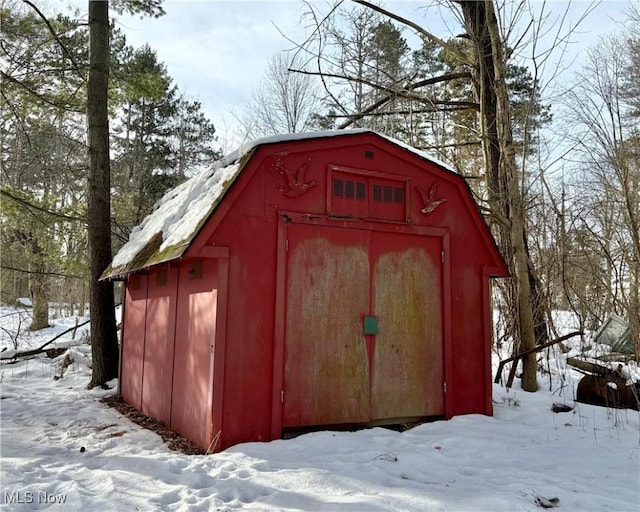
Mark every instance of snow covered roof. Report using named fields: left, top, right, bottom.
left=102, top=129, right=455, bottom=279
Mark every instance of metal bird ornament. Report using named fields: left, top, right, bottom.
left=416, top=183, right=447, bottom=215
left=275, top=158, right=318, bottom=198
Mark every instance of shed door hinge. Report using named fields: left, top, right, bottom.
left=441, top=250, right=445, bottom=263
left=280, top=389, right=284, bottom=403
left=285, top=239, right=289, bottom=252
left=443, top=382, right=447, bottom=394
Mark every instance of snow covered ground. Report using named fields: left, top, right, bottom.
left=1, top=307, right=639, bottom=511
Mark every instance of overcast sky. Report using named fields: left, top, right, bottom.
left=54, top=0, right=633, bottom=149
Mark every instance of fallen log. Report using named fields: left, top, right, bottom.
left=0, top=318, right=90, bottom=362
left=566, top=357, right=613, bottom=376
left=566, top=357, right=630, bottom=380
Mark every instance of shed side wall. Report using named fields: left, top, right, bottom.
left=121, top=275, right=148, bottom=410
left=170, top=259, right=218, bottom=449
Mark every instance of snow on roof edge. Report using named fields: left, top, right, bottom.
left=104, top=129, right=457, bottom=279
left=104, top=157, right=248, bottom=279
left=230, top=129, right=456, bottom=173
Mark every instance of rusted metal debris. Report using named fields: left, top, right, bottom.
left=567, top=358, right=639, bottom=411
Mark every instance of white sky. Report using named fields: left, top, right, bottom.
left=54, top=0, right=633, bottom=149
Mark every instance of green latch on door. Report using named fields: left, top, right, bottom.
left=363, top=315, right=379, bottom=335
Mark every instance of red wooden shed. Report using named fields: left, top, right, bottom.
left=103, top=130, right=508, bottom=452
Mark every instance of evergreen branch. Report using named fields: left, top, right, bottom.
left=0, top=70, right=84, bottom=112
left=0, top=188, right=86, bottom=223
left=20, top=0, right=83, bottom=75
left=0, top=88, right=32, bottom=148
left=16, top=66, right=89, bottom=75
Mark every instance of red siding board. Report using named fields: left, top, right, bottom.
left=120, top=275, right=147, bottom=409
left=213, top=214, right=277, bottom=449
left=271, top=216, right=288, bottom=439
left=141, top=267, right=178, bottom=425
left=210, top=255, right=229, bottom=451
left=450, top=271, right=486, bottom=415
left=117, top=283, right=126, bottom=398
left=121, top=275, right=148, bottom=410
left=482, top=267, right=495, bottom=416
left=170, top=259, right=217, bottom=449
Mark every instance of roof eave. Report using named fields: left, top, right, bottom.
left=100, top=242, right=190, bottom=280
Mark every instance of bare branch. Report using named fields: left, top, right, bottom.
left=351, top=0, right=473, bottom=65
left=1, top=265, right=86, bottom=280
left=290, top=68, right=478, bottom=110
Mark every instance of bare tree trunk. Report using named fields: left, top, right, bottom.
left=87, top=0, right=118, bottom=388
left=507, top=187, right=538, bottom=391
left=485, top=1, right=538, bottom=391
left=28, top=265, right=49, bottom=331
left=459, top=0, right=539, bottom=391
left=24, top=235, right=50, bottom=330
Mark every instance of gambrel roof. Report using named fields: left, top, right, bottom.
left=103, top=129, right=479, bottom=280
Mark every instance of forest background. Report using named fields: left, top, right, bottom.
left=1, top=0, right=638, bottom=386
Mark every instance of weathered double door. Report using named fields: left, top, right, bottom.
left=283, top=222, right=444, bottom=428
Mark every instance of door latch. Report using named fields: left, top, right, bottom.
left=363, top=315, right=379, bottom=335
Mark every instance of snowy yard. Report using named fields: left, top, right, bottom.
left=1, top=307, right=639, bottom=511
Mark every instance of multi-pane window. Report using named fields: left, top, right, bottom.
left=329, top=165, right=407, bottom=222
left=334, top=179, right=367, bottom=201
left=371, top=184, right=404, bottom=205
